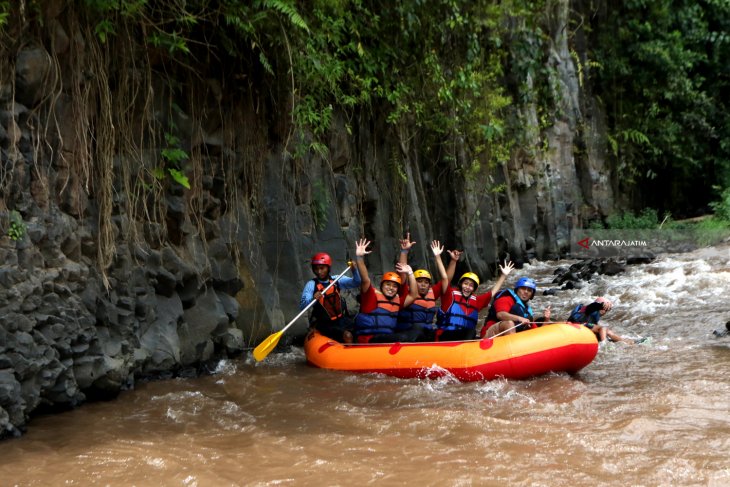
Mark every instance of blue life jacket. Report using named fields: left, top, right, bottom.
left=437, top=290, right=480, bottom=331
left=485, top=289, right=534, bottom=324
left=397, top=288, right=437, bottom=331
left=355, top=290, right=400, bottom=335
left=568, top=304, right=601, bottom=326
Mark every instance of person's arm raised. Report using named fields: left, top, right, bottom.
left=446, top=249, right=462, bottom=284
left=396, top=262, right=419, bottom=307
left=397, top=232, right=416, bottom=279
left=398, top=233, right=416, bottom=265
left=354, top=238, right=372, bottom=293
left=431, top=240, right=448, bottom=296
left=489, top=260, right=515, bottom=297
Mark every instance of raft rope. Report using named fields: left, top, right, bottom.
left=487, top=322, right=546, bottom=339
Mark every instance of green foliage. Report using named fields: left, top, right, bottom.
left=590, top=0, right=730, bottom=215
left=149, top=31, right=191, bottom=55
left=258, top=0, right=309, bottom=32
left=293, top=97, right=333, bottom=138
left=94, top=19, right=115, bottom=43
left=689, top=216, right=730, bottom=246
left=7, top=210, right=26, bottom=241
left=505, top=1, right=563, bottom=131
left=605, top=208, right=662, bottom=229
left=697, top=216, right=730, bottom=231
left=311, top=181, right=330, bottom=231
left=389, top=151, right=408, bottom=183
left=219, top=0, right=311, bottom=67
left=620, top=129, right=650, bottom=146
left=159, top=133, right=190, bottom=189
left=587, top=219, right=606, bottom=230
left=167, top=168, right=191, bottom=189
left=709, top=186, right=730, bottom=222
left=161, top=133, right=188, bottom=166
left=71, top=0, right=535, bottom=192
left=84, top=0, right=148, bottom=43
left=263, top=0, right=520, bottom=175
left=0, top=1, right=11, bottom=29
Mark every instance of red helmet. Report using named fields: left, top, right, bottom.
left=311, top=252, right=332, bottom=266
left=382, top=272, right=402, bottom=286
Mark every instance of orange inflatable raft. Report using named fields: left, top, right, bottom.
left=304, top=322, right=598, bottom=381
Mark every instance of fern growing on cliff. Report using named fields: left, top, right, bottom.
left=0, top=1, right=11, bottom=29
left=7, top=210, right=26, bottom=241
left=258, top=0, right=309, bottom=32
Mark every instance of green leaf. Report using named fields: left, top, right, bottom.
left=168, top=168, right=190, bottom=189
left=257, top=0, right=309, bottom=32
left=94, top=19, right=115, bottom=43
left=161, top=147, right=188, bottom=165
left=152, top=167, right=166, bottom=180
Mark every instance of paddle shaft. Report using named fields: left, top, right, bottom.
left=277, top=264, right=352, bottom=336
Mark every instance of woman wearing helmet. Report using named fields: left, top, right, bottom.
left=567, top=297, right=633, bottom=343
left=352, top=238, right=419, bottom=343
left=395, top=235, right=458, bottom=341
left=436, top=251, right=515, bottom=342
left=481, top=276, right=551, bottom=338
left=300, top=252, right=362, bottom=343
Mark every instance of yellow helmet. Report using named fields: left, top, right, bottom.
left=413, top=269, right=432, bottom=281
left=459, top=272, right=480, bottom=287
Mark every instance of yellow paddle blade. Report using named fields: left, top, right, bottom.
left=253, top=331, right=283, bottom=362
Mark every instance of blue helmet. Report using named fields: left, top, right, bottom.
left=515, top=277, right=537, bottom=293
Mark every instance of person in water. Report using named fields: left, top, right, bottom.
left=395, top=235, right=458, bottom=342
left=480, top=277, right=552, bottom=338
left=436, top=252, right=515, bottom=341
left=300, top=252, right=361, bottom=343
left=567, top=297, right=634, bottom=344
left=351, top=237, right=419, bottom=343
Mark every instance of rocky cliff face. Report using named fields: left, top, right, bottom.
left=0, top=1, right=613, bottom=437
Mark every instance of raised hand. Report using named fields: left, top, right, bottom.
left=355, top=238, right=372, bottom=257
left=395, top=262, right=413, bottom=275
left=430, top=240, right=444, bottom=256
left=400, top=232, right=416, bottom=251
left=448, top=249, right=463, bottom=262
left=499, top=260, right=515, bottom=276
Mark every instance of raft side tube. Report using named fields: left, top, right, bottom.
left=304, top=323, right=599, bottom=382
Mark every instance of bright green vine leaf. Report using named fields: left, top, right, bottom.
left=168, top=168, right=191, bottom=189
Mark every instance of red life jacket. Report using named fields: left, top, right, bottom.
left=437, top=290, right=480, bottom=330
left=311, top=278, right=345, bottom=322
